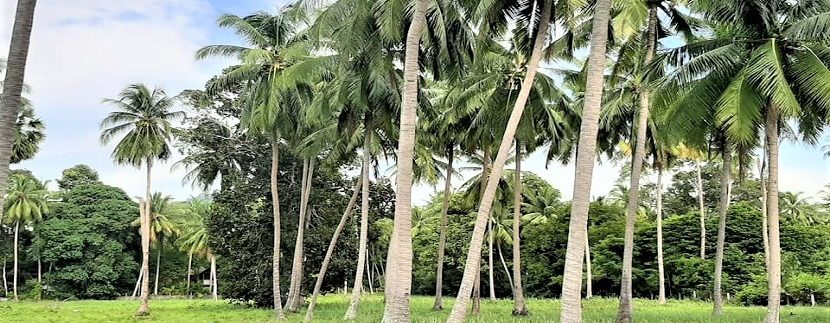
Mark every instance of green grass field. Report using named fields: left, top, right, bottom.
left=1, top=295, right=828, bottom=322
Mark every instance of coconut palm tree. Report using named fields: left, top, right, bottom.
left=0, top=0, right=37, bottom=212
left=129, top=193, right=179, bottom=296
left=3, top=174, right=47, bottom=300
left=100, top=83, right=182, bottom=316
left=197, top=7, right=310, bottom=319
left=656, top=1, right=830, bottom=319
left=177, top=199, right=217, bottom=300
left=11, top=105, right=45, bottom=165
left=558, top=0, right=614, bottom=321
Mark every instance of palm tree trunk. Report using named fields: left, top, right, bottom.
left=270, top=142, right=286, bottom=320
left=13, top=221, right=19, bottom=301
left=433, top=148, right=454, bottom=310
left=496, top=241, right=513, bottom=293
left=0, top=0, right=37, bottom=206
left=713, top=142, right=732, bottom=315
left=186, top=253, right=192, bottom=298
left=287, top=158, right=314, bottom=312
left=304, top=176, right=362, bottom=322
left=512, top=140, right=527, bottom=315
left=381, top=1, right=428, bottom=321
left=3, top=258, right=8, bottom=297
left=137, top=160, right=153, bottom=316
left=764, top=107, right=781, bottom=323
left=367, top=250, right=374, bottom=294
left=472, top=267, right=481, bottom=316
left=211, top=255, right=218, bottom=300
left=154, top=237, right=162, bottom=295
left=446, top=2, right=552, bottom=321
left=656, top=166, right=666, bottom=305
left=585, top=227, right=593, bottom=300
left=697, top=161, right=706, bottom=259
left=559, top=0, right=614, bottom=321
left=471, top=151, right=490, bottom=313
left=760, top=141, right=769, bottom=269
left=616, top=8, right=657, bottom=323
left=37, top=257, right=41, bottom=285
left=345, top=126, right=372, bottom=320
left=132, top=264, right=143, bottom=299
left=487, top=219, right=495, bottom=301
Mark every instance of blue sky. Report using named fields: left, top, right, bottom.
left=1, top=0, right=828, bottom=205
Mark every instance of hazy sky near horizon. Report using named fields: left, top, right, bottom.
left=2, top=0, right=828, bottom=206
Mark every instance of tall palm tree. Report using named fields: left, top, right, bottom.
left=100, top=83, right=182, bottom=316
left=3, top=174, right=47, bottom=301
left=673, top=144, right=708, bottom=259
left=129, top=193, right=179, bottom=296
left=712, top=140, right=733, bottom=315
left=11, top=105, right=45, bottom=164
left=559, top=0, right=614, bottom=321
left=197, top=8, right=309, bottom=319
left=656, top=1, right=830, bottom=319
left=382, top=0, right=429, bottom=320
left=0, top=0, right=37, bottom=213
left=177, top=199, right=217, bottom=300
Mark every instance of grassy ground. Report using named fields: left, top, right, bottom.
left=1, top=294, right=828, bottom=322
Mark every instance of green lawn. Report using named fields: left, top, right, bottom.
left=1, top=295, right=828, bottom=322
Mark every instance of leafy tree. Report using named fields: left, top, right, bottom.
left=56, top=164, right=100, bottom=191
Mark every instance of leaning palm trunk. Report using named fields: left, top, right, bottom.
left=617, top=8, right=658, bottom=323
left=132, top=264, right=143, bottom=299
left=210, top=255, right=218, bottom=300
left=304, top=177, right=361, bottom=322
left=764, top=107, right=781, bottom=323
left=713, top=143, right=733, bottom=315
left=656, top=166, right=666, bottom=305
left=287, top=158, right=315, bottom=312
left=186, top=253, right=192, bottom=298
left=270, top=143, right=286, bottom=320
left=512, top=140, right=528, bottom=315
left=345, top=127, right=372, bottom=320
left=0, top=0, right=37, bottom=207
left=446, top=2, right=552, bottom=321
left=137, top=161, right=153, bottom=316
left=585, top=227, right=593, bottom=299
left=471, top=154, right=490, bottom=316
left=497, top=241, right=513, bottom=291
left=381, top=0, right=428, bottom=321
left=559, top=0, right=614, bottom=321
left=154, top=238, right=163, bottom=295
left=487, top=220, right=495, bottom=301
left=433, top=148, right=454, bottom=310
left=697, top=161, right=706, bottom=259
left=13, top=221, right=19, bottom=300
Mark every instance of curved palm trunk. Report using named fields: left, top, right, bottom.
left=304, top=177, right=362, bottom=322
left=186, top=253, right=192, bottom=298
left=764, top=107, right=781, bottom=323
left=13, top=221, right=19, bottom=301
left=345, top=127, right=372, bottom=320
left=0, top=0, right=37, bottom=206
left=713, top=143, right=732, bottom=315
left=137, top=161, right=153, bottom=316
left=446, top=2, right=552, bottom=321
left=656, top=166, right=666, bottom=305
left=559, top=0, right=614, bottom=321
left=616, top=8, right=658, bottom=323
left=496, top=241, right=513, bottom=291
left=210, top=255, right=218, bottom=300
left=433, top=148, right=454, bottom=310
left=154, top=238, right=162, bottom=295
left=512, top=140, right=527, bottom=315
left=585, top=227, right=593, bottom=299
left=3, top=259, right=8, bottom=297
left=697, top=161, right=706, bottom=259
left=270, top=143, right=286, bottom=320
left=381, top=0, right=428, bottom=321
left=287, top=158, right=314, bottom=312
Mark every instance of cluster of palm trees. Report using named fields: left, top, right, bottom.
left=2, top=0, right=830, bottom=323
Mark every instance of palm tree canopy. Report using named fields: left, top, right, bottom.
left=12, top=105, right=45, bottom=164
left=100, top=83, right=184, bottom=167
left=131, top=192, right=180, bottom=243
left=177, top=198, right=213, bottom=258
left=3, top=173, right=49, bottom=225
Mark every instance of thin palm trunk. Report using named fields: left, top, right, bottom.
left=186, top=253, right=192, bottom=298
left=137, top=161, right=153, bottom=316
left=345, top=126, right=372, bottom=320
left=13, top=221, right=19, bottom=301
left=713, top=143, right=732, bottom=315
left=512, top=140, right=527, bottom=315
left=487, top=220, right=495, bottom=301
left=760, top=141, right=769, bottom=269
left=0, top=0, right=37, bottom=207
left=381, top=0, right=428, bottom=320
left=304, top=177, right=361, bottom=322
left=37, top=258, right=41, bottom=285
left=559, top=0, right=614, bottom=321
left=154, top=238, right=162, bottom=295
left=211, top=255, right=218, bottom=300
left=472, top=151, right=491, bottom=315
left=3, top=259, right=7, bottom=297
left=496, top=241, right=513, bottom=293
left=433, top=148, right=454, bottom=310
left=764, top=107, right=781, bottom=323
left=132, top=262, right=143, bottom=299
left=270, top=143, right=286, bottom=320
left=367, top=251, right=374, bottom=294
left=697, top=161, right=706, bottom=259
left=617, top=8, right=657, bottom=323
left=446, top=2, right=552, bottom=321
left=287, top=158, right=314, bottom=311
left=585, top=227, right=592, bottom=299
left=656, top=166, right=666, bottom=305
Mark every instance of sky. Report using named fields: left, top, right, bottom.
left=1, top=0, right=828, bottom=206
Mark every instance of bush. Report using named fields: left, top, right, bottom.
left=736, top=274, right=768, bottom=306
left=785, top=273, right=830, bottom=305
